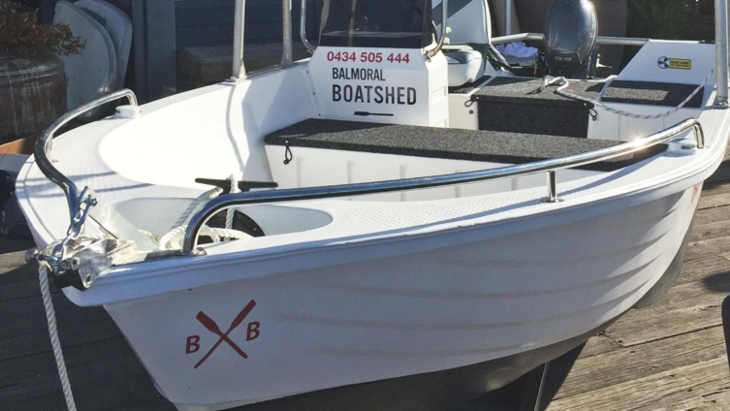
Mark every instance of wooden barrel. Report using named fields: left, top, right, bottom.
left=0, top=52, right=67, bottom=145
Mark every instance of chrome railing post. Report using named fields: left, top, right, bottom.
left=546, top=170, right=558, bottom=203
left=231, top=0, right=247, bottom=79
left=715, top=0, right=729, bottom=106
left=282, top=0, right=293, bottom=64
left=505, top=0, right=512, bottom=36
left=300, top=0, right=315, bottom=54
left=693, top=123, right=706, bottom=149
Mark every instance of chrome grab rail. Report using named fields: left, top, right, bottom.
left=426, top=0, right=449, bottom=58
left=491, top=32, right=650, bottom=47
left=183, top=118, right=704, bottom=253
left=715, top=0, right=729, bottom=106
left=232, top=0, right=247, bottom=79
left=300, top=0, right=315, bottom=54
left=34, top=89, right=138, bottom=223
left=282, top=0, right=294, bottom=64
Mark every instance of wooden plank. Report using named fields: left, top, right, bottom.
left=0, top=262, right=37, bottom=286
left=0, top=294, right=109, bottom=340
left=550, top=326, right=727, bottom=399
left=685, top=235, right=730, bottom=262
left=0, top=250, right=36, bottom=280
left=578, top=332, right=621, bottom=358
left=602, top=276, right=729, bottom=347
left=674, top=255, right=730, bottom=286
left=0, top=318, right=121, bottom=361
left=544, top=357, right=730, bottom=411
left=690, top=217, right=730, bottom=242
left=645, top=396, right=725, bottom=411
left=118, top=401, right=176, bottom=411
left=700, top=192, right=730, bottom=210
left=695, top=206, right=730, bottom=227
left=627, top=362, right=730, bottom=411
left=699, top=181, right=730, bottom=209
left=0, top=336, right=146, bottom=401
left=0, top=371, right=169, bottom=411
left=0, top=279, right=61, bottom=303
left=704, top=391, right=730, bottom=409
left=0, top=135, right=35, bottom=155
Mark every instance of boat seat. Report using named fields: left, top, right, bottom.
left=443, top=48, right=484, bottom=87
left=432, top=0, right=491, bottom=87
left=264, top=119, right=666, bottom=172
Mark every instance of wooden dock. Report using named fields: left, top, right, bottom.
left=3, top=148, right=730, bottom=410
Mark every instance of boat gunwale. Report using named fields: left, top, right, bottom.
left=181, top=118, right=706, bottom=252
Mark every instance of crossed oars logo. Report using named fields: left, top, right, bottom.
left=194, top=300, right=256, bottom=369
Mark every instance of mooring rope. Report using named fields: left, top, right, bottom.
left=34, top=177, right=250, bottom=411
left=541, top=69, right=714, bottom=120
left=158, top=187, right=223, bottom=250
left=158, top=175, right=252, bottom=250
left=38, top=264, right=77, bottom=411
left=226, top=174, right=240, bottom=231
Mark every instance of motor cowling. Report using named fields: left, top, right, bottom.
left=543, top=0, right=598, bottom=72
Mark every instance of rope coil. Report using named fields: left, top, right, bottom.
left=158, top=176, right=253, bottom=250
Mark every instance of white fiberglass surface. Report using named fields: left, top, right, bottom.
left=99, top=87, right=247, bottom=189
left=266, top=146, right=603, bottom=202
left=99, top=65, right=318, bottom=190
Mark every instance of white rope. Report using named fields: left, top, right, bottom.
left=138, top=229, right=159, bottom=243
left=540, top=69, right=714, bottom=119
left=226, top=174, right=240, bottom=230
left=158, top=176, right=252, bottom=250
left=158, top=226, right=188, bottom=250
left=172, top=187, right=223, bottom=229
left=200, top=226, right=251, bottom=240
left=160, top=225, right=251, bottom=249
left=156, top=175, right=251, bottom=250
left=38, top=264, right=77, bottom=411
left=158, top=187, right=223, bottom=250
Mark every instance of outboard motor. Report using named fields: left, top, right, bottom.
left=543, top=0, right=598, bottom=78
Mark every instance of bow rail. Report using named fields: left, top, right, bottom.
left=33, top=89, right=138, bottom=224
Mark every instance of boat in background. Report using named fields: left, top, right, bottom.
left=15, top=0, right=730, bottom=410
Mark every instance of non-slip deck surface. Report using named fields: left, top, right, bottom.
left=471, top=77, right=605, bottom=107
left=601, top=80, right=704, bottom=107
left=265, top=119, right=666, bottom=172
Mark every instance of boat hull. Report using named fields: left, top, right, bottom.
left=228, top=318, right=614, bottom=411
left=103, top=184, right=700, bottom=411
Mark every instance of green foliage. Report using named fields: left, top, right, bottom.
left=0, top=0, right=83, bottom=56
left=627, top=0, right=689, bottom=40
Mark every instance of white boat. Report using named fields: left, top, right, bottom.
left=15, top=0, right=730, bottom=410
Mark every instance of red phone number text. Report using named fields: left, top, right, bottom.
left=326, top=51, right=411, bottom=64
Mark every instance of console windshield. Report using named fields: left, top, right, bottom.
left=318, top=0, right=434, bottom=48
